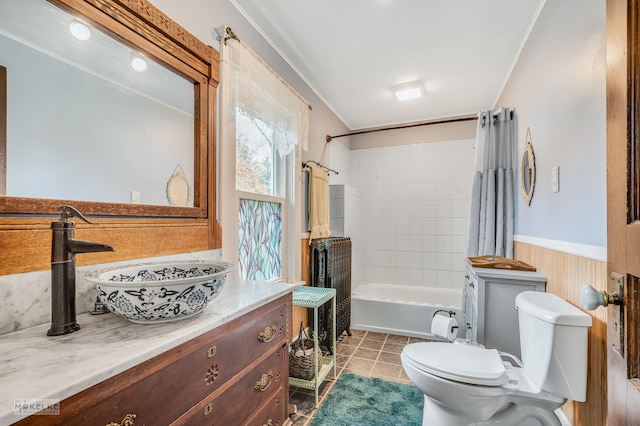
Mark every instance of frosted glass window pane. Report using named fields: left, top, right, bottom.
left=238, top=198, right=282, bottom=280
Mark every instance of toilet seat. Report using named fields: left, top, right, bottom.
left=402, top=342, right=509, bottom=386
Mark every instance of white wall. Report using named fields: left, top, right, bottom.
left=497, top=0, right=606, bottom=260
left=332, top=137, right=476, bottom=291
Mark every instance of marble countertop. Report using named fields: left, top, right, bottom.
left=0, top=279, right=298, bottom=424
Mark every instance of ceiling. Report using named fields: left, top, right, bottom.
left=231, top=0, right=545, bottom=131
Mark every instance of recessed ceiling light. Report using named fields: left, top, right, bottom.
left=130, top=52, right=148, bottom=72
left=69, top=21, right=91, bottom=41
left=393, top=80, right=425, bottom=101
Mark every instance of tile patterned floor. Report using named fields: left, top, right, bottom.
left=288, top=329, right=426, bottom=426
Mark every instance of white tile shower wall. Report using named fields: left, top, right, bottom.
left=330, top=185, right=345, bottom=236
left=351, top=139, right=475, bottom=290
left=329, top=183, right=362, bottom=291
left=344, top=185, right=361, bottom=288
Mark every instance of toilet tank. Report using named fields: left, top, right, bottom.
left=515, top=291, right=592, bottom=401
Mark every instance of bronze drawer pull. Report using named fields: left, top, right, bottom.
left=106, top=413, right=136, bottom=426
left=207, top=346, right=217, bottom=358
left=258, top=325, right=277, bottom=343
left=204, top=403, right=213, bottom=416
left=255, top=370, right=273, bottom=392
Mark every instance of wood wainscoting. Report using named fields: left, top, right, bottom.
left=514, top=241, right=608, bottom=424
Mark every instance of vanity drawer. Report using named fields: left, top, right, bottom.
left=246, top=386, right=288, bottom=426
left=172, top=347, right=286, bottom=426
left=178, top=299, right=288, bottom=398
left=149, top=298, right=288, bottom=416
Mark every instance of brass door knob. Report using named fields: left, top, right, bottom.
left=580, top=284, right=622, bottom=310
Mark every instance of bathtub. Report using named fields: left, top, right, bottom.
left=351, top=282, right=463, bottom=339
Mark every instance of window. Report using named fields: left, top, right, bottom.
left=218, top=26, right=308, bottom=283
left=238, top=198, right=282, bottom=280
left=236, top=110, right=279, bottom=196
left=236, top=108, right=286, bottom=281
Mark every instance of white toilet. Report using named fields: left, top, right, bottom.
left=401, top=291, right=592, bottom=426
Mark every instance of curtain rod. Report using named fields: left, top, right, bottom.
left=325, top=115, right=478, bottom=142
left=302, top=160, right=338, bottom=175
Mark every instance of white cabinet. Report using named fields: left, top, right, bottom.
left=463, top=261, right=547, bottom=358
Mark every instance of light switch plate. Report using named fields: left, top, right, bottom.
left=551, top=167, right=559, bottom=193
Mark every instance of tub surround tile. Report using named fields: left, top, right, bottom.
left=0, top=279, right=297, bottom=425
left=0, top=250, right=221, bottom=336
left=352, top=140, right=475, bottom=291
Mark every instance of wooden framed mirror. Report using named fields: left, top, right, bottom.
left=1, top=65, right=5, bottom=197
left=0, top=0, right=221, bottom=275
left=520, top=130, right=536, bottom=206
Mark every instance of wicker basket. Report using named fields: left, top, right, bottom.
left=289, top=322, right=323, bottom=380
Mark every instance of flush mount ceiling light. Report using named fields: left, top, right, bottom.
left=130, top=51, right=148, bottom=72
left=69, top=20, right=91, bottom=41
left=393, top=80, right=425, bottom=101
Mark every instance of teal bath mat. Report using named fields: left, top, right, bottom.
left=311, top=373, right=423, bottom=426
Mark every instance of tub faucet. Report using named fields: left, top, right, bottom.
left=47, top=205, right=114, bottom=336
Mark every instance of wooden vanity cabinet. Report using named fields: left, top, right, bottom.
left=15, top=295, right=292, bottom=426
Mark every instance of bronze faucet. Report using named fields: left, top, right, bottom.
left=48, top=205, right=114, bottom=336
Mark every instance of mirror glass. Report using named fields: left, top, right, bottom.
left=0, top=0, right=195, bottom=206
left=520, top=141, right=535, bottom=205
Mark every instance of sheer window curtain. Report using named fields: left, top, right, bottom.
left=467, top=108, right=516, bottom=258
left=221, top=28, right=308, bottom=156
left=217, top=26, right=308, bottom=282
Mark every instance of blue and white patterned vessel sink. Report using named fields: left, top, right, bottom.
left=85, top=260, right=235, bottom=323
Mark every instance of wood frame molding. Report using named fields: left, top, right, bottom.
left=0, top=65, right=5, bottom=196
left=0, top=0, right=221, bottom=276
left=623, top=0, right=640, bottom=388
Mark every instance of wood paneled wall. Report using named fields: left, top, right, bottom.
left=514, top=241, right=608, bottom=425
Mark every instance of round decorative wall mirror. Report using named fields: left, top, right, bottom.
left=167, top=164, right=191, bottom=207
left=520, top=129, right=536, bottom=205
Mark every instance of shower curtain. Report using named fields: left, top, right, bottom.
left=467, top=108, right=516, bottom=258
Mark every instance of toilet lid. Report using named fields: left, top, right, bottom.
left=402, top=342, right=509, bottom=386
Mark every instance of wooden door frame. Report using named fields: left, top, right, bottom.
left=607, top=0, right=640, bottom=423
left=1, top=65, right=5, bottom=195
